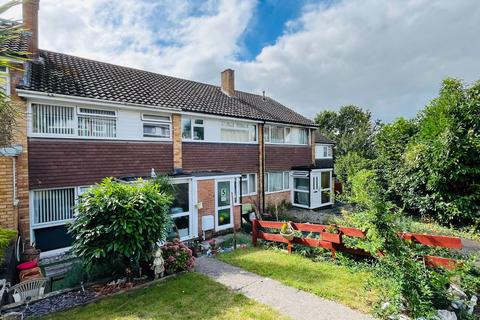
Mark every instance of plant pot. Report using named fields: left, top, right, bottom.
left=280, top=232, right=295, bottom=241
left=321, top=232, right=342, bottom=244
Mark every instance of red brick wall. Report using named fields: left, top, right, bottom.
left=0, top=157, right=17, bottom=230
left=28, top=139, right=174, bottom=189
left=265, top=145, right=312, bottom=171
left=265, top=191, right=291, bottom=208
left=196, top=179, right=241, bottom=239
left=183, top=142, right=259, bottom=173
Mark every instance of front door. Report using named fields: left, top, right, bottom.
left=215, top=179, right=233, bottom=231
left=170, top=179, right=194, bottom=240
left=310, top=172, right=321, bottom=208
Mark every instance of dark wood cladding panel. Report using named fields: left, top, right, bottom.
left=265, top=145, right=312, bottom=171
left=29, top=139, right=173, bottom=189
left=182, top=142, right=259, bottom=173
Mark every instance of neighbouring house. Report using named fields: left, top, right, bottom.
left=0, top=0, right=335, bottom=257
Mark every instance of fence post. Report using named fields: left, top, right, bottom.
left=252, top=219, right=258, bottom=246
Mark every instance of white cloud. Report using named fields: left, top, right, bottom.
left=2, top=0, right=480, bottom=121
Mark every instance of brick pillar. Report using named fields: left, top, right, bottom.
left=258, top=124, right=264, bottom=213
left=0, top=157, right=18, bottom=230
left=311, top=129, right=316, bottom=165
left=172, top=114, right=182, bottom=170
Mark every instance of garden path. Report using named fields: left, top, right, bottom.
left=195, top=256, right=373, bottom=320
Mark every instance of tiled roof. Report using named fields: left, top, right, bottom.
left=0, top=26, right=29, bottom=56
left=19, top=50, right=315, bottom=126
left=315, top=131, right=335, bottom=144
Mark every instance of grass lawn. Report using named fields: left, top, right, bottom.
left=40, top=272, right=289, bottom=320
left=218, top=247, right=377, bottom=313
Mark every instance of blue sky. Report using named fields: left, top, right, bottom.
left=3, top=0, right=480, bottom=122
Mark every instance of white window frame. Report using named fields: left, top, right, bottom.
left=77, top=107, right=117, bottom=138
left=264, top=125, right=309, bottom=145
left=29, top=186, right=88, bottom=257
left=292, top=172, right=310, bottom=208
left=315, top=144, right=333, bottom=159
left=319, top=169, right=333, bottom=206
left=170, top=178, right=195, bottom=241
left=234, top=173, right=257, bottom=203
left=141, top=113, right=172, bottom=139
left=265, top=171, right=291, bottom=194
left=182, top=117, right=205, bottom=141
left=220, top=121, right=257, bottom=143
left=0, top=66, right=11, bottom=97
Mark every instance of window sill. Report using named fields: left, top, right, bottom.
left=265, top=189, right=290, bottom=195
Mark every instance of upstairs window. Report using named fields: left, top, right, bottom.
left=264, top=125, right=309, bottom=145
left=182, top=117, right=204, bottom=140
left=315, top=145, right=333, bottom=159
left=78, top=108, right=117, bottom=137
left=221, top=121, right=256, bottom=143
left=142, top=113, right=171, bottom=138
left=32, top=104, right=75, bottom=135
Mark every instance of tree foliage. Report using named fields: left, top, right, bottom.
left=0, top=0, right=27, bottom=148
left=69, top=178, right=173, bottom=273
left=315, top=105, right=379, bottom=158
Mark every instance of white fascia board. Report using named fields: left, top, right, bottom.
left=180, top=111, right=263, bottom=124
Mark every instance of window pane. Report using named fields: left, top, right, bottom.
left=79, top=108, right=115, bottom=117
left=271, top=126, right=285, bottom=143
left=248, top=174, right=256, bottom=193
left=294, top=191, right=309, bottom=206
left=241, top=176, right=248, bottom=195
left=300, top=129, right=308, bottom=144
left=250, top=125, right=257, bottom=142
left=268, top=172, right=283, bottom=192
left=194, top=119, right=204, bottom=125
left=284, top=172, right=290, bottom=189
left=217, top=181, right=231, bottom=207
left=143, top=114, right=170, bottom=122
left=294, top=177, right=309, bottom=191
left=285, top=127, right=291, bottom=143
left=32, top=104, right=75, bottom=135
left=193, top=126, right=204, bottom=140
left=173, top=215, right=190, bottom=239
left=321, top=191, right=331, bottom=204
left=33, top=188, right=75, bottom=225
left=171, top=183, right=189, bottom=214
left=264, top=126, right=270, bottom=142
left=218, top=208, right=231, bottom=226
left=143, top=123, right=170, bottom=138
left=182, top=118, right=191, bottom=139
left=78, top=115, right=116, bottom=137
left=221, top=128, right=249, bottom=142
left=321, top=172, right=331, bottom=189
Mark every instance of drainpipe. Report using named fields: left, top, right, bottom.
left=261, top=121, right=266, bottom=213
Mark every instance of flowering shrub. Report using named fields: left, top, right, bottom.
left=161, top=241, right=195, bottom=274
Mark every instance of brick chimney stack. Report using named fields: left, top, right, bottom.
left=221, top=69, right=235, bottom=97
left=23, top=0, right=40, bottom=58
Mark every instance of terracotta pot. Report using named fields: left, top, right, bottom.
left=321, top=232, right=342, bottom=244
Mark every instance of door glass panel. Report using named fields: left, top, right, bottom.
left=217, top=208, right=231, bottom=226
left=294, top=177, right=309, bottom=191
left=321, top=172, right=330, bottom=189
left=171, top=183, right=189, bottom=214
left=173, top=215, right=190, bottom=238
left=294, top=191, right=309, bottom=206
left=217, top=181, right=230, bottom=207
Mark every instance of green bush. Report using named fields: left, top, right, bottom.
left=340, top=169, right=479, bottom=319
left=69, top=178, right=173, bottom=274
left=0, top=228, right=17, bottom=264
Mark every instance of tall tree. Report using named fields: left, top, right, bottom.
left=0, top=0, right=26, bottom=148
left=315, top=105, right=378, bottom=158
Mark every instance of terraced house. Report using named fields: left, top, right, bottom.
left=0, top=0, right=335, bottom=257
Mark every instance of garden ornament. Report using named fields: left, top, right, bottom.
left=151, top=248, right=165, bottom=279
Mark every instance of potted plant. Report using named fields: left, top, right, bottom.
left=280, top=222, right=295, bottom=241
left=321, top=224, right=342, bottom=244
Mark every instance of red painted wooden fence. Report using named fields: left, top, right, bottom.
left=252, top=220, right=463, bottom=269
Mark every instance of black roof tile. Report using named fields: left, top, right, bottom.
left=19, top=50, right=315, bottom=126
